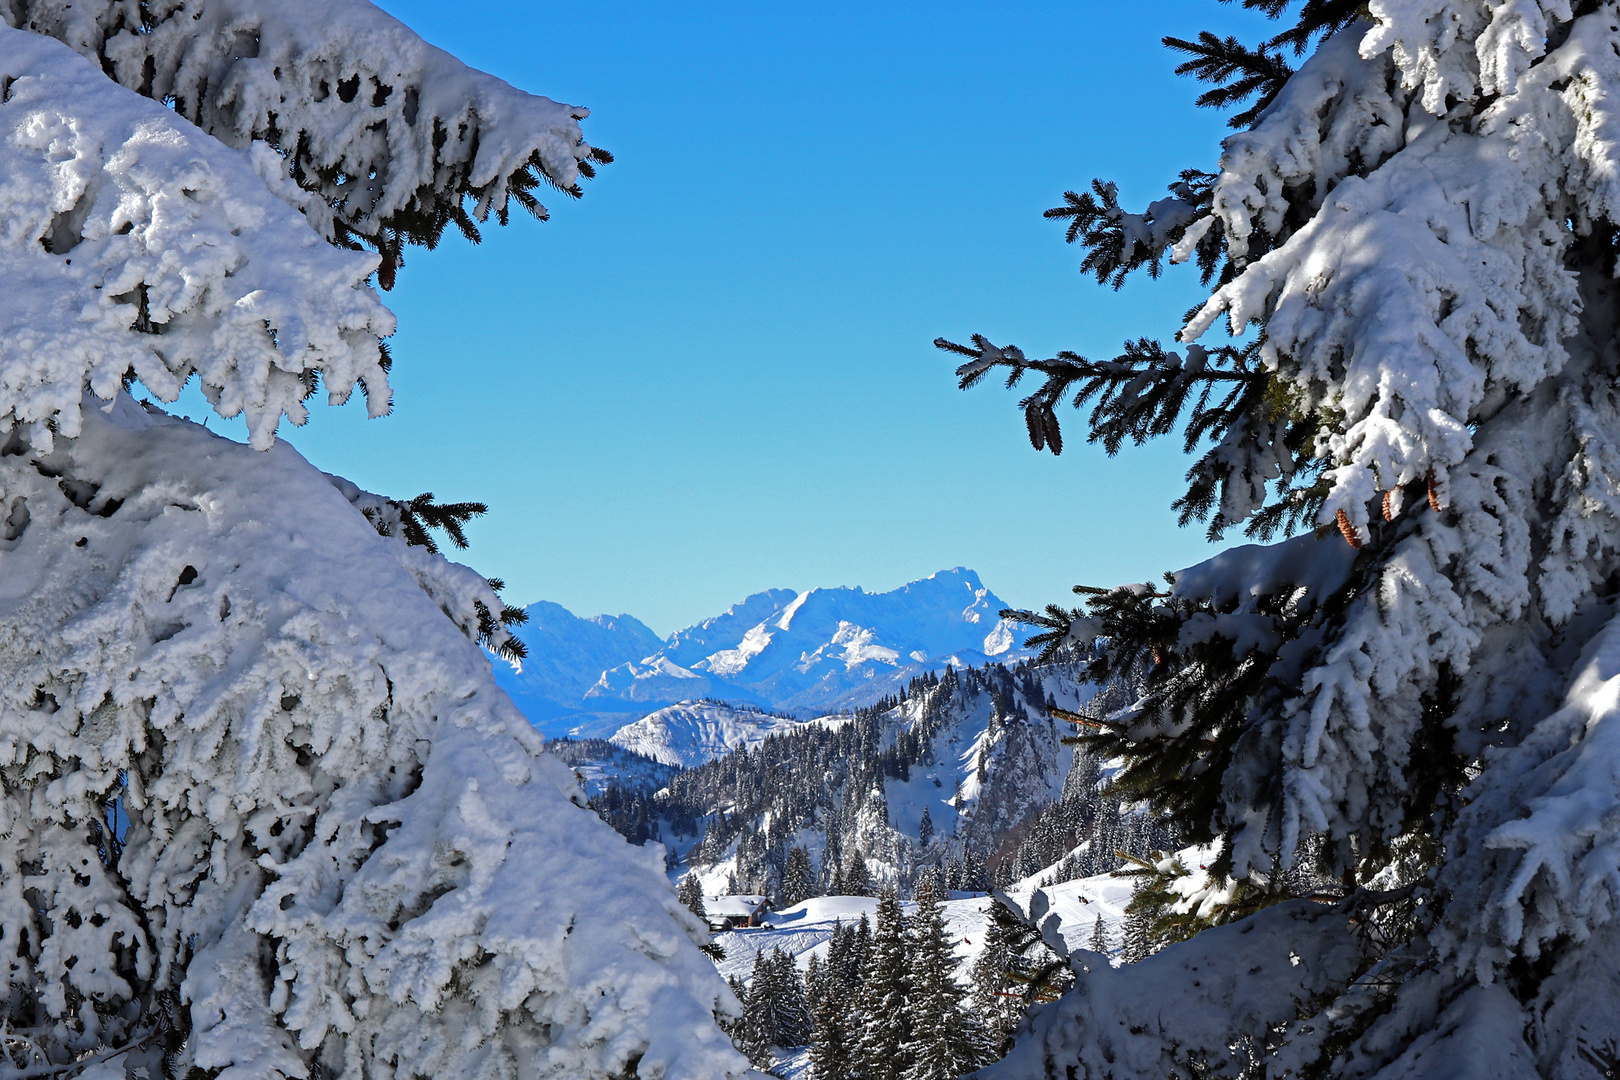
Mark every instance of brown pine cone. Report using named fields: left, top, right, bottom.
left=1336, top=508, right=1363, bottom=549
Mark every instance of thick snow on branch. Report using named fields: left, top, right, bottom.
left=1451, top=603, right=1620, bottom=971
left=1186, top=21, right=1582, bottom=540
left=1362, top=0, right=1572, bottom=112
left=993, top=2, right=1620, bottom=1076
left=0, top=396, right=747, bottom=1079
left=1163, top=4, right=1620, bottom=881
left=1205, top=30, right=1404, bottom=263
left=0, top=24, right=394, bottom=451
left=981, top=899, right=1367, bottom=1080
left=3, top=0, right=603, bottom=261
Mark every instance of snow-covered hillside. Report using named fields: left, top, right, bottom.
left=665, top=662, right=1095, bottom=899
left=493, top=568, right=1032, bottom=734
left=713, top=894, right=1002, bottom=987
left=710, top=867, right=1136, bottom=991
left=610, top=700, right=810, bottom=768
left=1002, top=865, right=1136, bottom=957
left=544, top=737, right=681, bottom=795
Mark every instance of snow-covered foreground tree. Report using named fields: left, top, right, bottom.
left=0, top=4, right=745, bottom=1078
left=944, top=0, right=1620, bottom=1076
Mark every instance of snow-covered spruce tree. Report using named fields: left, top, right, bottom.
left=942, top=0, right=1620, bottom=1075
left=856, top=889, right=910, bottom=1080
left=1086, top=914, right=1109, bottom=957
left=0, top=4, right=746, bottom=1079
left=899, top=883, right=986, bottom=1080
left=968, top=905, right=1027, bottom=1056
left=770, top=949, right=814, bottom=1051
left=808, top=929, right=859, bottom=1080
left=781, top=845, right=816, bottom=908
left=737, top=952, right=777, bottom=1068
left=738, top=947, right=811, bottom=1065
left=680, top=872, right=709, bottom=920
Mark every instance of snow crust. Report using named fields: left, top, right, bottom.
left=981, top=899, right=1366, bottom=1080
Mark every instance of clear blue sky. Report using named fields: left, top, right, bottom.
left=177, top=0, right=1275, bottom=636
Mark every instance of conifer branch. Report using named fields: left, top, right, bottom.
left=1042, top=172, right=1223, bottom=288
left=997, top=603, right=1088, bottom=660
left=943, top=333, right=1322, bottom=540
left=1163, top=32, right=1294, bottom=129
left=395, top=491, right=488, bottom=553
left=1247, top=0, right=1365, bottom=54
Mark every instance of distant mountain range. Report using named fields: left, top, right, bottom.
left=491, top=568, right=1030, bottom=737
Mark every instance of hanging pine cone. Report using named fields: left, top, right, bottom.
left=1336, top=508, right=1363, bottom=549
left=1427, top=470, right=1443, bottom=512
left=1382, top=489, right=1397, bottom=522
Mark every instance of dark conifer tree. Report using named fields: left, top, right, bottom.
left=678, top=874, right=707, bottom=921
left=738, top=951, right=777, bottom=1068
left=1120, top=883, right=1155, bottom=965
left=853, top=913, right=873, bottom=976
left=968, top=902, right=1025, bottom=1057
left=857, top=889, right=911, bottom=1080
left=844, top=849, right=873, bottom=898
left=1087, top=913, right=1110, bottom=956
left=769, top=948, right=814, bottom=1049
left=899, top=883, right=969, bottom=1080
left=782, top=845, right=817, bottom=908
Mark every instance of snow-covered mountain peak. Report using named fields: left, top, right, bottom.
left=695, top=622, right=775, bottom=677
left=982, top=621, right=1016, bottom=656
left=493, top=569, right=1032, bottom=735
left=775, top=588, right=814, bottom=630
left=609, top=700, right=808, bottom=768
left=663, top=588, right=798, bottom=667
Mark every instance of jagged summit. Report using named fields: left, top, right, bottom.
left=493, top=568, right=1030, bottom=735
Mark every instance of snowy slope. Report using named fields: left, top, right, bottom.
left=705, top=870, right=1134, bottom=997
left=1004, top=861, right=1137, bottom=957
left=881, top=666, right=1086, bottom=854
left=544, top=738, right=681, bottom=795
left=666, top=662, right=1094, bottom=901
left=713, top=894, right=1004, bottom=987
left=662, top=588, right=800, bottom=667
left=609, top=701, right=810, bottom=768
left=586, top=654, right=764, bottom=711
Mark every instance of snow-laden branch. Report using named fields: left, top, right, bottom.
left=0, top=396, right=747, bottom=1078
left=0, top=25, right=394, bottom=451
left=982, top=898, right=1368, bottom=1079
left=2, top=0, right=609, bottom=285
